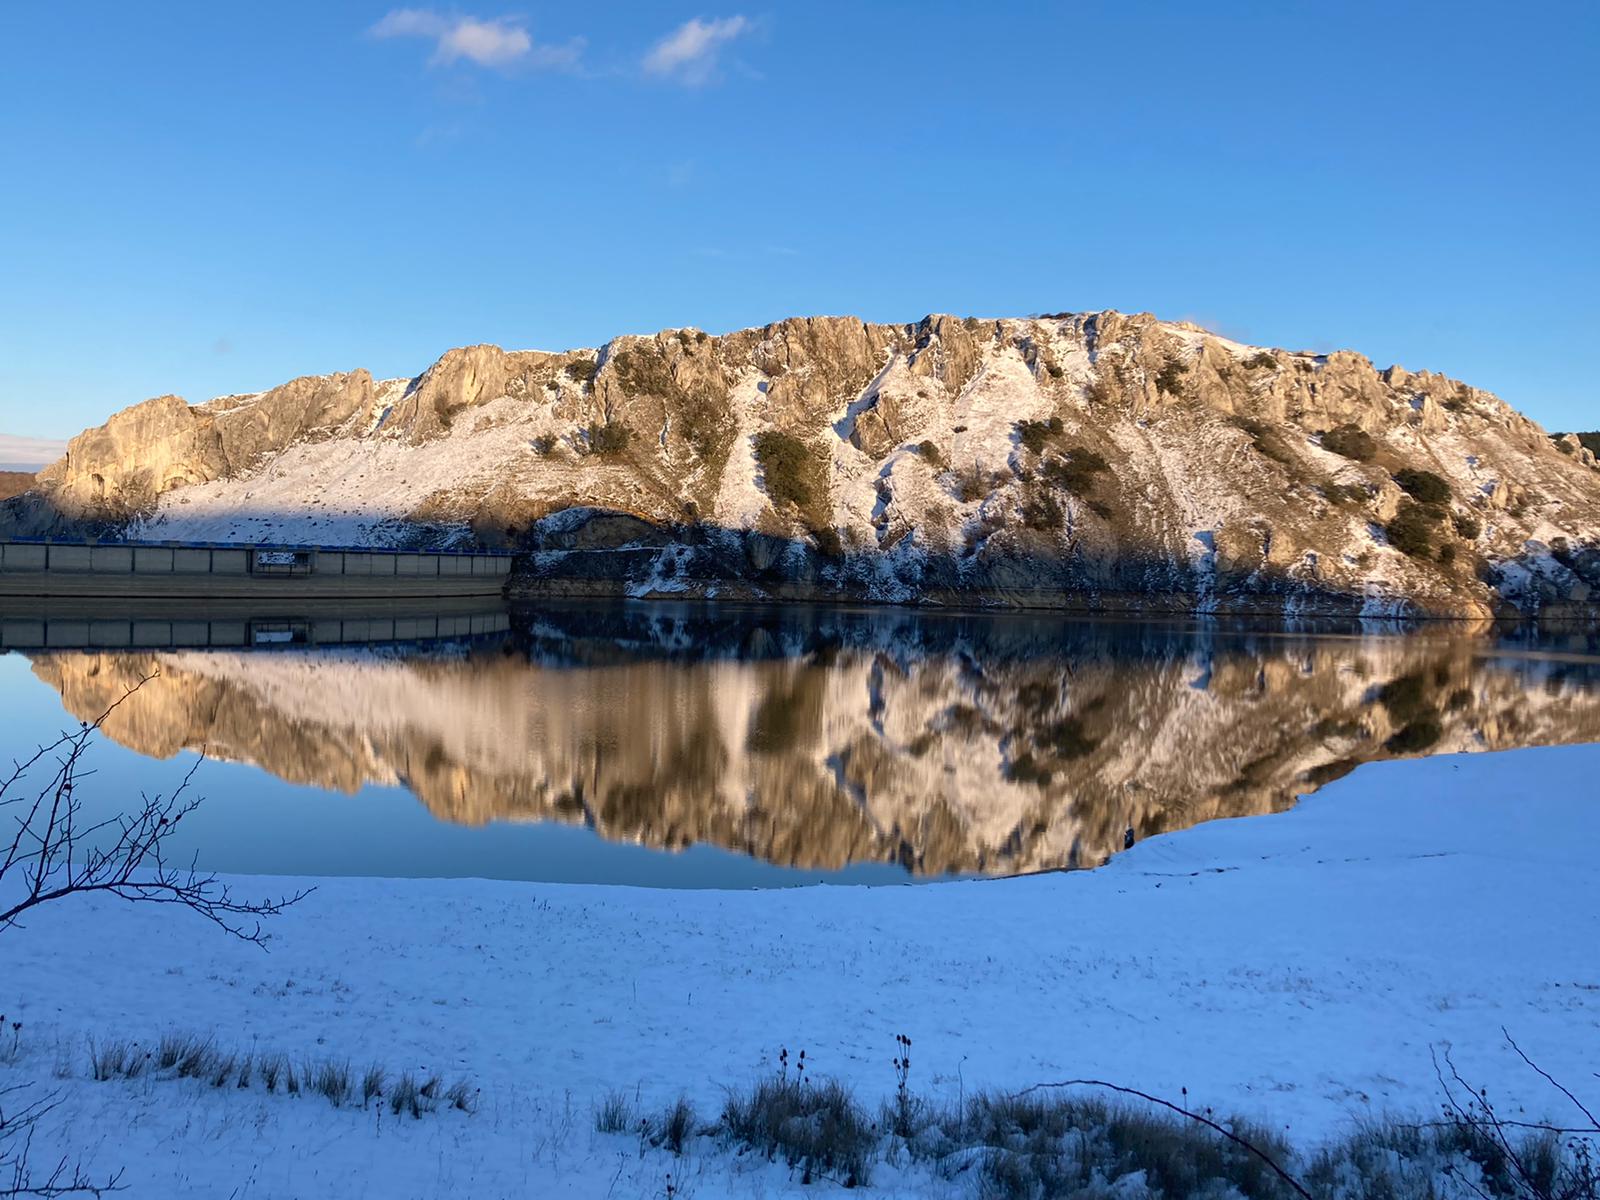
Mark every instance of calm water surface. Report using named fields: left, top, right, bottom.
left=2, top=599, right=1597, bottom=887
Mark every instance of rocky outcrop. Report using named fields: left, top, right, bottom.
left=9, top=311, right=1600, bottom=617
left=1555, top=431, right=1600, bottom=468
left=386, top=346, right=555, bottom=444
left=22, top=371, right=381, bottom=529
left=28, top=609, right=1600, bottom=875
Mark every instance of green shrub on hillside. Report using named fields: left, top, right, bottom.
left=1452, top=512, right=1481, bottom=540
left=1242, top=351, right=1278, bottom=370
left=1085, top=373, right=1118, bottom=405
left=753, top=431, right=817, bottom=510
left=565, top=358, right=597, bottom=385
left=677, top=394, right=730, bottom=461
left=610, top=347, right=675, bottom=397
left=584, top=422, right=631, bottom=457
left=1154, top=359, right=1187, bottom=396
left=1016, top=417, right=1064, bottom=455
left=1070, top=447, right=1109, bottom=473
left=916, top=440, right=945, bottom=469
left=1039, top=448, right=1110, bottom=497
left=1385, top=500, right=1445, bottom=559
left=950, top=465, right=995, bottom=504
left=1393, top=468, right=1451, bottom=505
left=1317, top=480, right=1368, bottom=507
left=1235, top=418, right=1297, bottom=466
left=1321, top=424, right=1377, bottom=462
left=1020, top=491, right=1064, bottom=531
left=813, top=526, right=843, bottom=558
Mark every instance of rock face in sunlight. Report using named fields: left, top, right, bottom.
left=26, top=614, right=1600, bottom=876
left=9, top=311, right=1600, bottom=617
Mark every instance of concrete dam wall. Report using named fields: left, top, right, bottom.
left=0, top=540, right=512, bottom=598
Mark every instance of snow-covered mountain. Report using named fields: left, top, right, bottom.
left=8, top=311, right=1600, bottom=617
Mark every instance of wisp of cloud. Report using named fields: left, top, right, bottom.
left=369, top=8, right=580, bottom=70
left=643, top=15, right=751, bottom=85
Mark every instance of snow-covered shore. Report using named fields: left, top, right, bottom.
left=3, top=744, right=1598, bottom=1197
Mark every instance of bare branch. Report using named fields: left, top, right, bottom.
left=1390, top=1117, right=1600, bottom=1136
left=1431, top=1040, right=1599, bottom=1200
left=1, top=1085, right=123, bottom=1197
left=3, top=675, right=302, bottom=1197
left=1502, top=1025, right=1600, bottom=1133
left=0, top=676, right=311, bottom=948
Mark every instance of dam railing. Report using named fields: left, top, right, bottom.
left=0, top=538, right=513, bottom=580
left=0, top=538, right=514, bottom=598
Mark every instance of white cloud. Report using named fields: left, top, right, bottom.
left=0, top=434, right=68, bottom=471
left=643, top=15, right=751, bottom=85
left=369, top=9, right=580, bottom=70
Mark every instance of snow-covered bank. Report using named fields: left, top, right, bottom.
left=3, top=744, right=1598, bottom=1197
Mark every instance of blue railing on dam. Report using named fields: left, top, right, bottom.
left=0, top=538, right=514, bottom=585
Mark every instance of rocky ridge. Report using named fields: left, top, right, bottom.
left=8, top=311, right=1600, bottom=617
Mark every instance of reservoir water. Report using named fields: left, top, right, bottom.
left=2, top=598, right=1596, bottom=888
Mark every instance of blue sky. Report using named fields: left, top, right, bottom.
left=2, top=0, right=1596, bottom=441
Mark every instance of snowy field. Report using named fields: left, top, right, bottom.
left=3, top=744, right=1597, bottom=1197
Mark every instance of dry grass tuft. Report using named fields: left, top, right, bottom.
left=595, top=1089, right=637, bottom=1134
left=722, top=1073, right=876, bottom=1187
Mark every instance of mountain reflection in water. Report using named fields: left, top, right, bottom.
left=20, top=604, right=1600, bottom=881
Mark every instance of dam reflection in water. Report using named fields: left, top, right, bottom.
left=2, top=599, right=1599, bottom=887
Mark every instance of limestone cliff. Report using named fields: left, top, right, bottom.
left=9, top=311, right=1600, bottom=618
